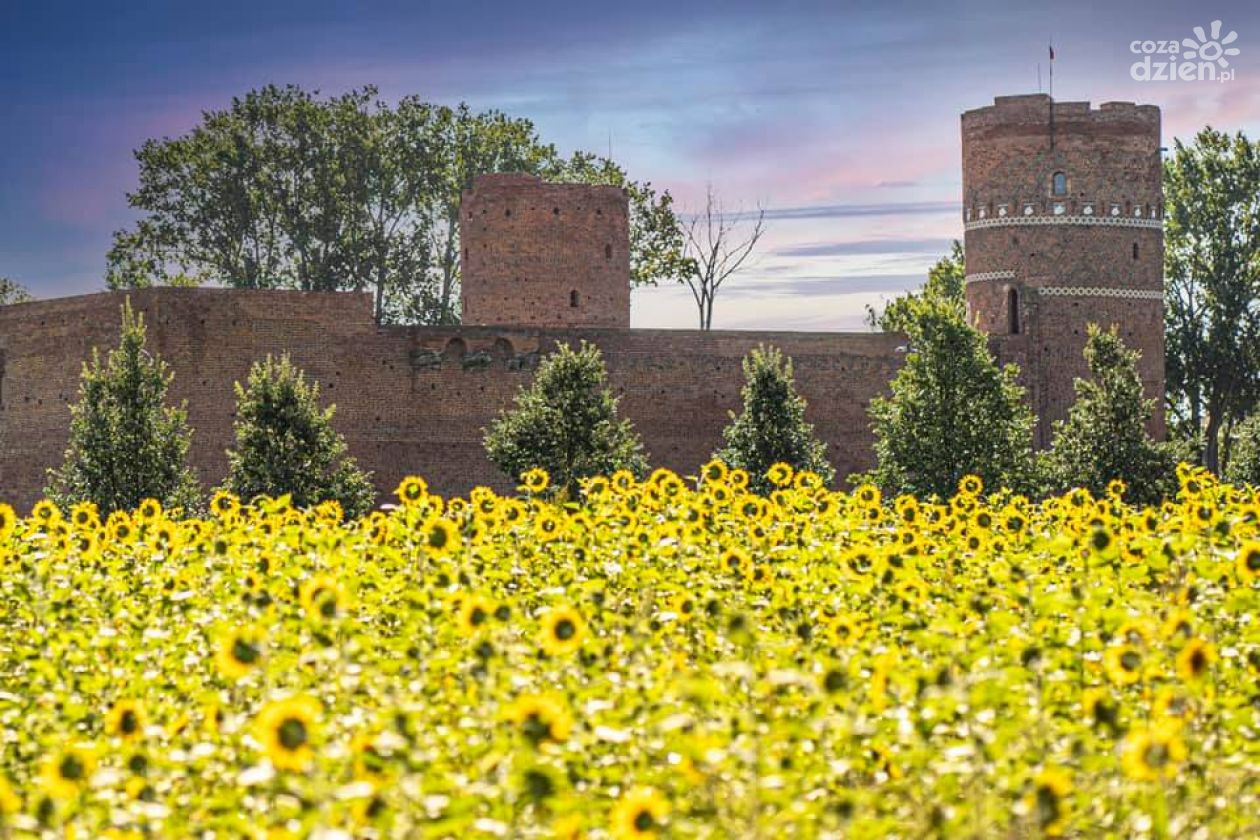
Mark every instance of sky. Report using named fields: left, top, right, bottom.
left=1, top=0, right=1258, bottom=331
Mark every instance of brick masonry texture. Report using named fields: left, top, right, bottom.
left=0, top=288, right=903, bottom=509
left=962, top=94, right=1165, bottom=446
left=0, top=95, right=1166, bottom=509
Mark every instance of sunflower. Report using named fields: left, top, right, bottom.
left=828, top=614, right=864, bottom=646
left=520, top=467, right=550, bottom=495
left=0, top=503, right=16, bottom=542
left=255, top=695, right=320, bottom=772
left=106, top=700, right=146, bottom=742
left=507, top=694, right=572, bottom=747
left=457, top=594, right=496, bottom=636
left=209, top=490, right=240, bottom=519
left=700, top=459, right=728, bottom=485
left=766, top=463, right=794, bottom=488
left=1121, top=723, right=1187, bottom=781
left=533, top=510, right=565, bottom=543
left=958, top=474, right=983, bottom=497
left=720, top=547, right=751, bottom=578
left=1103, top=645, right=1144, bottom=685
left=395, top=475, right=429, bottom=507
left=610, top=788, right=668, bottom=839
left=0, top=776, right=20, bottom=815
left=670, top=591, right=699, bottom=623
left=1029, top=768, right=1071, bottom=837
left=135, top=498, right=162, bottom=523
left=425, top=518, right=461, bottom=557
left=1236, top=541, right=1260, bottom=583
left=31, top=499, right=61, bottom=525
left=300, top=574, right=345, bottom=621
left=216, top=626, right=265, bottom=681
left=1175, top=638, right=1215, bottom=682
left=41, top=744, right=96, bottom=799
left=539, top=605, right=587, bottom=656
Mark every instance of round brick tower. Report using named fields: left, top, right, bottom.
left=961, top=94, right=1165, bottom=445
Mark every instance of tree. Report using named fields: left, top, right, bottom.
left=1040, top=325, right=1182, bottom=505
left=46, top=301, right=200, bottom=513
left=0, top=276, right=33, bottom=305
left=221, top=354, right=375, bottom=517
left=1164, top=128, right=1260, bottom=473
left=866, top=241, right=964, bottom=332
left=868, top=292, right=1035, bottom=498
left=679, top=185, right=766, bottom=330
left=484, top=342, right=647, bottom=495
left=106, top=86, right=685, bottom=325
left=714, top=344, right=834, bottom=493
left=1225, top=412, right=1260, bottom=487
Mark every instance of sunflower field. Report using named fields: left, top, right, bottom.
left=0, top=462, right=1257, bottom=838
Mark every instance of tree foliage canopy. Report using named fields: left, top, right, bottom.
left=868, top=289, right=1034, bottom=499
left=0, top=276, right=34, bottom=306
left=867, top=241, right=964, bottom=332
left=1164, top=128, right=1260, bottom=472
left=714, top=344, right=833, bottom=493
left=484, top=342, right=647, bottom=495
left=1040, top=325, right=1182, bottom=505
left=107, top=85, right=686, bottom=324
left=46, top=301, right=200, bottom=513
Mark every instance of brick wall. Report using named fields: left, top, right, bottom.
left=460, top=174, right=631, bottom=329
left=0, top=288, right=902, bottom=510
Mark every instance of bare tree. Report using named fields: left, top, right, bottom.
left=680, top=186, right=766, bottom=330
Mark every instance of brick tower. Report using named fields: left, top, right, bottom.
left=459, top=173, right=631, bottom=329
left=961, top=94, right=1165, bottom=445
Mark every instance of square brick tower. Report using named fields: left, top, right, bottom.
left=459, top=173, right=631, bottom=329
left=961, top=94, right=1165, bottom=445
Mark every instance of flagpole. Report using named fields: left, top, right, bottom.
left=1048, top=41, right=1056, bottom=150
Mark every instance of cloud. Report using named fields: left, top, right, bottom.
left=773, top=238, right=951, bottom=258
left=759, top=201, right=957, bottom=221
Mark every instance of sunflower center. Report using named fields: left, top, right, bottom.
left=523, top=768, right=555, bottom=799
left=1120, top=651, right=1142, bottom=671
left=633, top=809, right=655, bottom=832
left=120, top=709, right=139, bottom=734
left=1246, top=550, right=1260, bottom=572
left=233, top=638, right=260, bottom=665
left=278, top=717, right=308, bottom=751
left=59, top=754, right=85, bottom=781
left=522, top=713, right=552, bottom=744
left=1143, top=742, right=1169, bottom=768
left=470, top=607, right=487, bottom=627
left=554, top=618, right=576, bottom=641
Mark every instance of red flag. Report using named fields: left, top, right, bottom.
left=1049, top=44, right=1055, bottom=60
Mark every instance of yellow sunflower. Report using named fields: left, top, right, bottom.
left=507, top=694, right=573, bottom=747
left=766, top=462, right=794, bottom=488
left=1236, top=541, right=1260, bottom=583
left=1175, top=638, right=1215, bottom=682
left=609, top=788, right=668, bottom=839
left=539, top=605, right=587, bottom=656
left=1029, top=767, right=1071, bottom=837
left=106, top=700, right=146, bottom=742
left=299, top=574, right=345, bottom=621
left=255, top=695, right=320, bottom=772
left=0, top=503, right=16, bottom=542
left=424, top=518, right=461, bottom=557
left=41, top=744, right=96, bottom=799
left=216, top=626, right=265, bottom=681
left=520, top=467, right=550, bottom=495
left=209, top=490, right=240, bottom=519
left=457, top=594, right=496, bottom=636
left=395, top=475, right=429, bottom=507
left=1121, top=723, right=1187, bottom=781
left=1103, top=644, right=1144, bottom=685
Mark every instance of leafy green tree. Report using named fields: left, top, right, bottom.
left=867, top=241, right=964, bottom=332
left=714, top=344, right=833, bottom=493
left=1164, top=128, right=1260, bottom=473
left=0, top=276, right=34, bottom=305
left=868, top=291, right=1034, bottom=498
left=1224, top=413, right=1260, bottom=487
left=46, top=301, right=200, bottom=513
left=1040, top=325, right=1182, bottom=505
left=484, top=342, right=647, bottom=494
left=222, top=354, right=375, bottom=516
left=107, top=86, right=685, bottom=325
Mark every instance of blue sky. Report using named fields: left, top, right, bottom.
left=2, top=0, right=1258, bottom=329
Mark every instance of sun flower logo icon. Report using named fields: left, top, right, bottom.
left=1183, top=20, right=1241, bottom=68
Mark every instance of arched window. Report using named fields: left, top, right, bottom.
left=1007, top=288, right=1021, bottom=335
left=1052, top=172, right=1067, bottom=196
left=1132, top=242, right=1139, bottom=260
left=570, top=290, right=580, bottom=308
